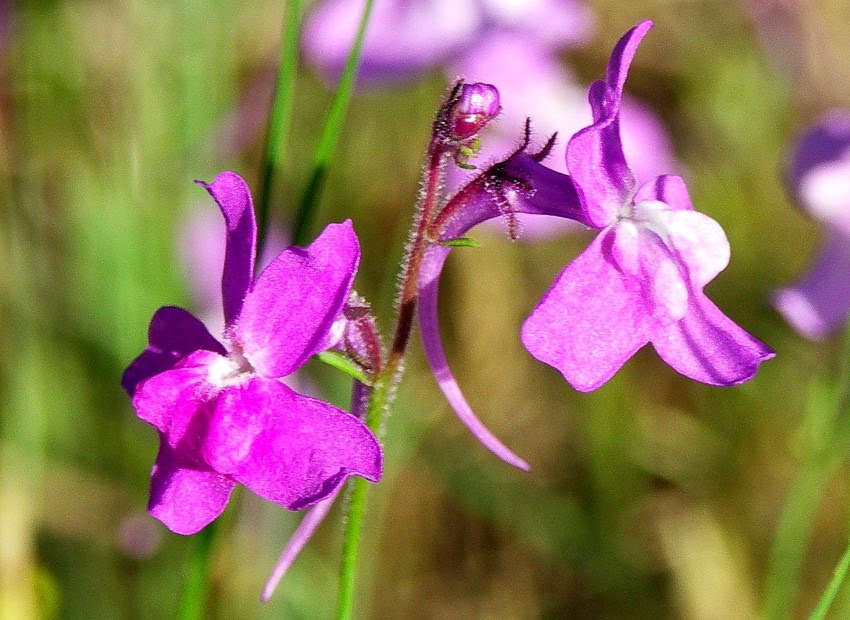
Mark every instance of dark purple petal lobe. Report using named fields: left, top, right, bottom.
left=148, top=444, right=236, bottom=535
left=566, top=83, right=634, bottom=227
left=522, top=229, right=650, bottom=391
left=131, top=351, right=220, bottom=451
left=196, top=171, right=257, bottom=326
left=605, top=21, right=653, bottom=100
left=122, top=306, right=225, bottom=397
left=651, top=292, right=775, bottom=385
left=234, top=221, right=359, bottom=378
left=219, top=378, right=381, bottom=511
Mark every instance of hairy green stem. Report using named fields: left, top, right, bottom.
left=335, top=136, right=448, bottom=619
left=292, top=0, right=375, bottom=246
left=256, top=0, right=303, bottom=259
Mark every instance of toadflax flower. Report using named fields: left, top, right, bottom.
left=121, top=171, right=382, bottom=535
left=418, top=22, right=773, bottom=468
left=772, top=111, right=850, bottom=339
left=521, top=20, right=774, bottom=390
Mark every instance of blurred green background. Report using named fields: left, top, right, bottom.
left=3, top=0, right=850, bottom=618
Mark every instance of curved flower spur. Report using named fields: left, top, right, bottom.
left=419, top=21, right=774, bottom=470
left=122, top=171, right=382, bottom=535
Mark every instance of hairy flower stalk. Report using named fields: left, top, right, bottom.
left=335, top=81, right=501, bottom=620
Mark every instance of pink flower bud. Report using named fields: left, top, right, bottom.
left=450, top=82, right=500, bottom=140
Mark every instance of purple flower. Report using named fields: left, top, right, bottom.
left=773, top=111, right=850, bottom=339
left=521, top=21, right=774, bottom=390
left=418, top=22, right=773, bottom=468
left=122, top=172, right=382, bottom=535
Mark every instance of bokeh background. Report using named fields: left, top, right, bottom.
left=4, top=0, right=850, bottom=618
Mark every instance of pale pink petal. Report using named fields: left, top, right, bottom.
left=656, top=209, right=730, bottom=288
left=234, top=221, right=359, bottom=378
left=522, top=229, right=650, bottom=391
left=612, top=226, right=689, bottom=325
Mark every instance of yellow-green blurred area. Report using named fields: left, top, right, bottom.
left=3, top=0, right=850, bottom=618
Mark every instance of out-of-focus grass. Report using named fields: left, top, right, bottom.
left=3, top=0, right=850, bottom=618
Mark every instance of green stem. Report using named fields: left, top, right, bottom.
left=334, top=372, right=394, bottom=620
left=334, top=138, right=449, bottom=620
left=809, top=539, right=850, bottom=620
left=256, top=0, right=303, bottom=260
left=292, top=0, right=375, bottom=246
left=335, top=476, right=370, bottom=619
left=177, top=521, right=218, bottom=620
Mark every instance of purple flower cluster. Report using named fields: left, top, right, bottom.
left=122, top=20, right=775, bottom=600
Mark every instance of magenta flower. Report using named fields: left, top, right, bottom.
left=772, top=111, right=850, bottom=339
left=521, top=21, right=774, bottom=390
left=122, top=172, right=382, bottom=535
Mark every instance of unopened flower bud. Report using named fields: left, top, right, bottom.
left=449, top=82, right=500, bottom=141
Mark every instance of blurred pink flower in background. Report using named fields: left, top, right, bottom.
left=303, top=0, right=595, bottom=86
left=773, top=111, right=850, bottom=339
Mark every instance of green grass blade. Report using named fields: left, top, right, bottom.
left=256, top=0, right=304, bottom=259
left=292, top=0, right=376, bottom=246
